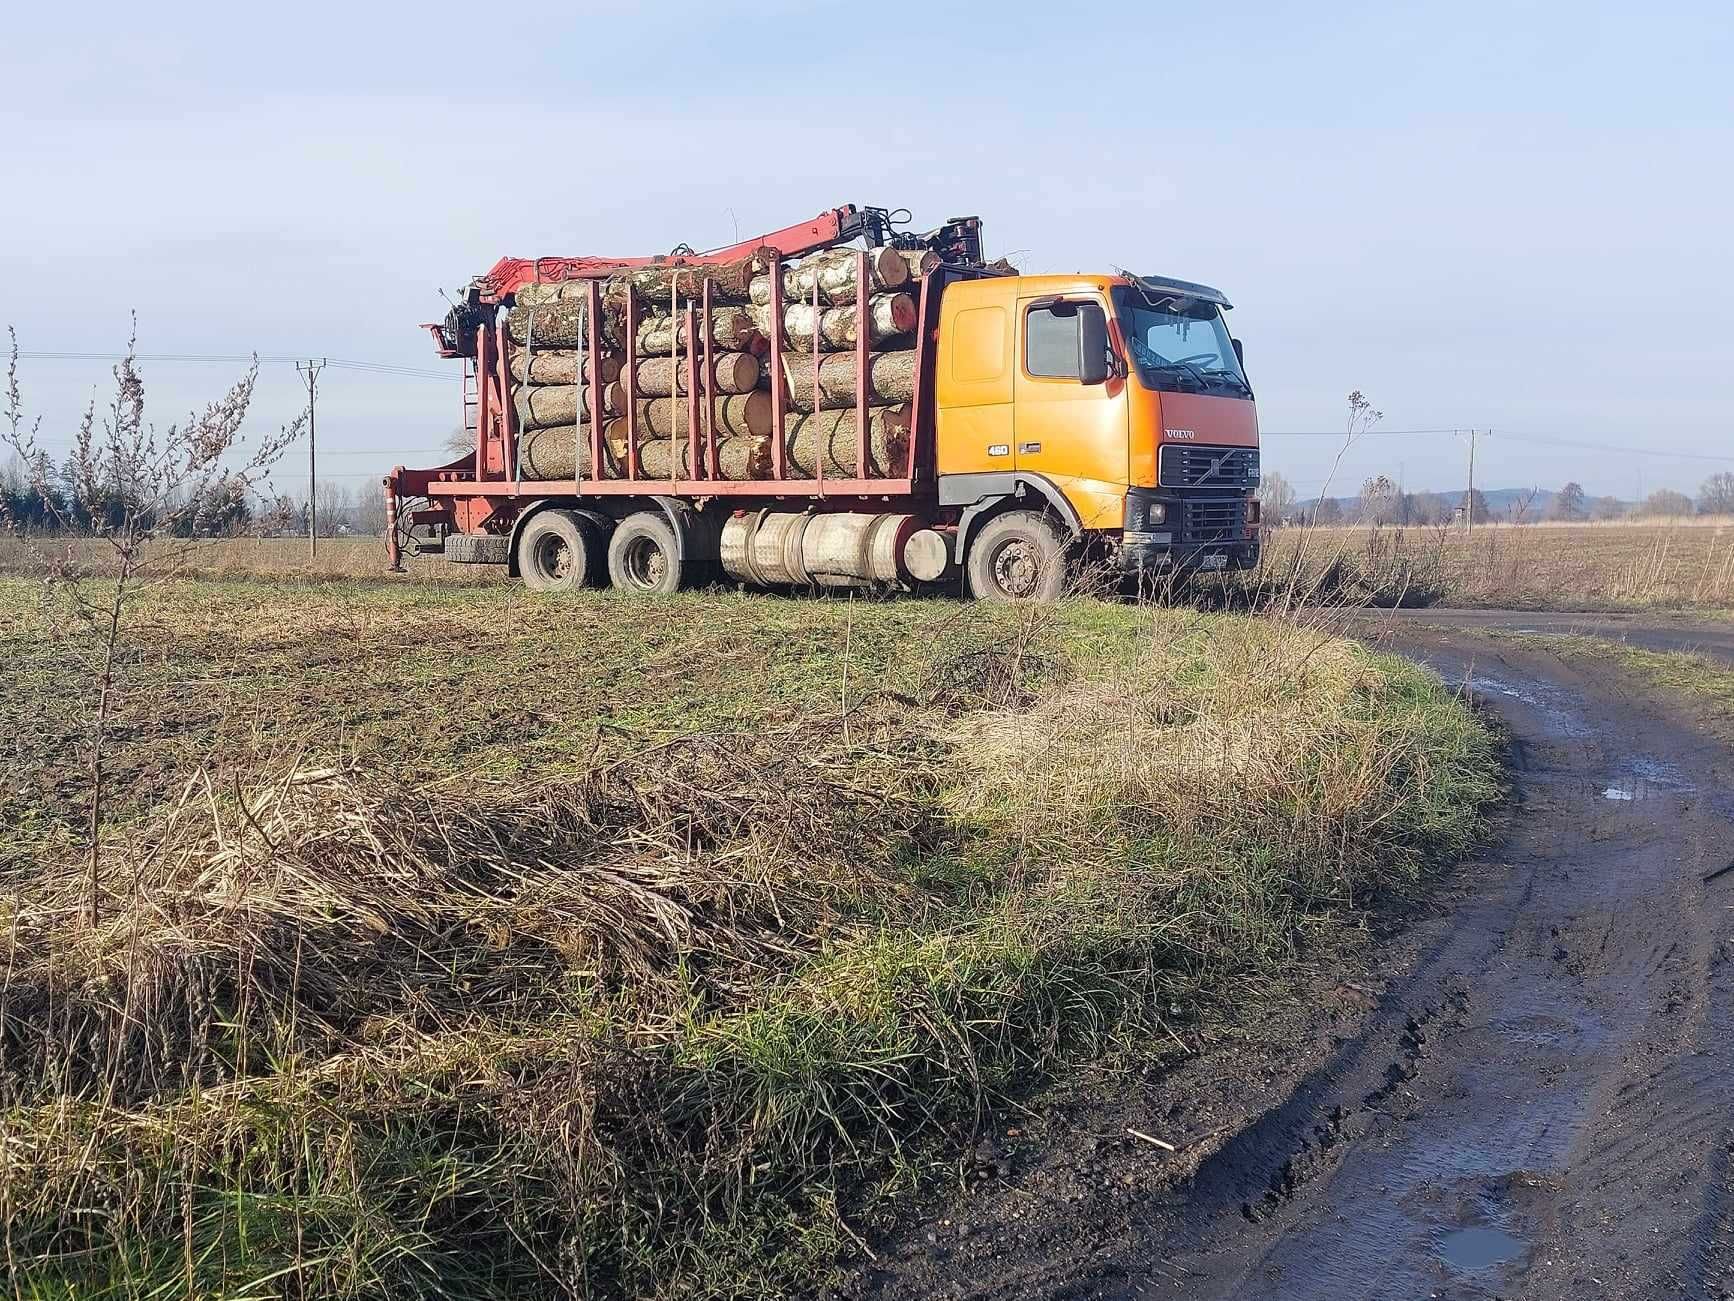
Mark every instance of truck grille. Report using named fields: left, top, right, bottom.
left=1180, top=499, right=1246, bottom=545
left=1160, top=443, right=1259, bottom=490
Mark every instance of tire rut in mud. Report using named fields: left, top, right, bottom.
left=855, top=619, right=1734, bottom=1301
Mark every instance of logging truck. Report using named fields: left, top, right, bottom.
left=384, top=205, right=1261, bottom=599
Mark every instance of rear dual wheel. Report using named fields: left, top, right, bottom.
left=607, top=512, right=685, bottom=595
left=518, top=510, right=607, bottom=592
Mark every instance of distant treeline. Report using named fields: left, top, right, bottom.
left=1, top=453, right=385, bottom=538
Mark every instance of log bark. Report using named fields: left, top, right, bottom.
left=634, top=393, right=771, bottom=439
left=781, top=350, right=917, bottom=412
left=634, top=351, right=761, bottom=397
left=637, top=308, right=764, bottom=354
left=748, top=293, right=916, bottom=351
left=748, top=246, right=909, bottom=307
left=513, top=382, right=626, bottom=430
left=762, top=405, right=911, bottom=478
left=601, top=255, right=766, bottom=309
left=894, top=247, right=942, bottom=281
left=517, top=422, right=634, bottom=480
left=510, top=350, right=622, bottom=386
left=514, top=281, right=590, bottom=308
left=507, top=300, right=605, bottom=349
left=636, top=436, right=759, bottom=480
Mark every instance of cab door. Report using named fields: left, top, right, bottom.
left=1013, top=295, right=1128, bottom=530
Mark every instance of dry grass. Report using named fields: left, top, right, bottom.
left=10, top=519, right=1732, bottom=612
left=0, top=533, right=497, bottom=584
left=1256, top=518, right=1734, bottom=610
left=0, top=579, right=1501, bottom=1298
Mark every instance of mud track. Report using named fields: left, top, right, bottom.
left=858, top=612, right=1734, bottom=1301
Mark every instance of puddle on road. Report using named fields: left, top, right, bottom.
left=1437, top=1225, right=1523, bottom=1272
left=1600, top=755, right=1695, bottom=802
left=1460, top=672, right=1592, bottom=738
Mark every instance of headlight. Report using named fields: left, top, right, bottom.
left=1147, top=501, right=1167, bottom=525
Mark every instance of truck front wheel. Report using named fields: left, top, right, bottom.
left=607, top=511, right=686, bottom=594
left=518, top=509, right=605, bottom=592
left=965, top=510, right=1069, bottom=601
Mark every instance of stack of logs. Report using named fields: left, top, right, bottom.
left=500, top=244, right=936, bottom=481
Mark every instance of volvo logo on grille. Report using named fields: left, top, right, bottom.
left=1165, top=428, right=1197, bottom=440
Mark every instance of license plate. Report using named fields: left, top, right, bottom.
left=1198, top=553, right=1229, bottom=571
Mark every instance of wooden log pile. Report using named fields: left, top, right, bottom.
left=501, top=243, right=935, bottom=481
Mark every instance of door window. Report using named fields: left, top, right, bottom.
left=1025, top=303, right=1085, bottom=379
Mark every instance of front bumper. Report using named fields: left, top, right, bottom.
left=1112, top=487, right=1260, bottom=571
left=1114, top=533, right=1261, bottom=572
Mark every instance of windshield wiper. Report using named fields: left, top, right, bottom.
left=1202, top=367, right=1251, bottom=394
left=1143, top=360, right=1209, bottom=390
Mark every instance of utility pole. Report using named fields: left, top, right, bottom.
left=1457, top=428, right=1480, bottom=534
left=296, top=359, right=326, bottom=558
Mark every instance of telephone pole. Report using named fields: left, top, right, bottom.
left=1458, top=428, right=1481, bottom=533
left=296, top=359, right=326, bottom=558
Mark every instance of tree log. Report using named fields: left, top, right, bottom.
left=637, top=308, right=764, bottom=354
left=634, top=351, right=761, bottom=397
left=601, top=255, right=766, bottom=309
left=781, top=350, right=917, bottom=412
left=748, top=293, right=916, bottom=352
left=510, top=350, right=622, bottom=385
left=512, top=382, right=626, bottom=430
left=894, top=247, right=942, bottom=281
left=517, top=422, right=635, bottom=480
left=636, top=436, right=759, bottom=480
left=748, top=246, right=909, bottom=307
left=515, top=281, right=589, bottom=308
left=507, top=301, right=607, bottom=349
left=761, top=405, right=911, bottom=478
left=634, top=393, right=771, bottom=439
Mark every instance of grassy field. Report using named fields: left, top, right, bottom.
left=6, top=517, right=1731, bottom=612
left=1261, top=518, right=1734, bottom=611
left=0, top=578, right=1501, bottom=1298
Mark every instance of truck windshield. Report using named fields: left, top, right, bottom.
left=1112, top=288, right=1249, bottom=397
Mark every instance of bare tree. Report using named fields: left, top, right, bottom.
left=2, top=324, right=303, bottom=922
left=1698, top=471, right=1734, bottom=516
left=1357, top=474, right=1399, bottom=525
left=1635, top=488, right=1694, bottom=518
left=1258, top=469, right=1297, bottom=526
left=1589, top=495, right=1629, bottom=521
left=1549, top=482, right=1586, bottom=522
left=1507, top=485, right=1542, bottom=524
left=1405, top=491, right=1449, bottom=526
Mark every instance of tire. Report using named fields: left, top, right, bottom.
left=517, top=509, right=605, bottom=592
left=607, top=510, right=686, bottom=594
left=445, top=532, right=510, bottom=565
left=965, top=509, right=1070, bottom=602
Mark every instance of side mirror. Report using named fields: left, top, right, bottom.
left=1231, top=336, right=1245, bottom=368
left=1078, top=303, right=1110, bottom=385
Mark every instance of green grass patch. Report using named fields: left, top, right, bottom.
left=1, top=580, right=1501, bottom=1298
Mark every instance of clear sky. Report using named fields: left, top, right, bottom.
left=2, top=0, right=1730, bottom=503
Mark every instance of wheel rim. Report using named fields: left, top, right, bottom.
left=621, top=535, right=668, bottom=590
left=990, top=537, right=1043, bottom=598
left=532, top=533, right=574, bottom=582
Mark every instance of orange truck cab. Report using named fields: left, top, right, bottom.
left=388, top=208, right=1260, bottom=600
left=934, top=271, right=1260, bottom=586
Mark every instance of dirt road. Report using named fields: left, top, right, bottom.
left=861, top=613, right=1734, bottom=1301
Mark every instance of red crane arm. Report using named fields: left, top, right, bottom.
left=477, top=204, right=865, bottom=302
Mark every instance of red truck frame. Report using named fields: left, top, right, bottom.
left=385, top=206, right=985, bottom=570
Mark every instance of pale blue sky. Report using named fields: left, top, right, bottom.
left=2, top=0, right=1730, bottom=501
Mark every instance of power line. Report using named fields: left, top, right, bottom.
left=17, top=351, right=452, bottom=381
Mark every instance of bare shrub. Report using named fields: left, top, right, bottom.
left=2, top=326, right=303, bottom=922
